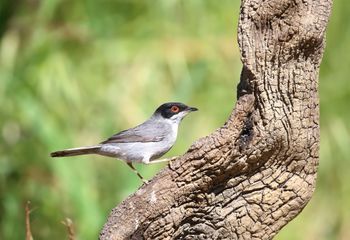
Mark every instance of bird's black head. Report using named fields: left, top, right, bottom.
left=155, top=102, right=198, bottom=119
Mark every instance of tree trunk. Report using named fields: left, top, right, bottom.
left=100, top=0, right=332, bottom=239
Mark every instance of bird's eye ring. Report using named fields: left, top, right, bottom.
left=171, top=106, right=180, bottom=113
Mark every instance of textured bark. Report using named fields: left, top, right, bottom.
left=100, top=0, right=332, bottom=239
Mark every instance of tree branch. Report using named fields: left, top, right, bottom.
left=25, top=201, right=33, bottom=240
left=100, top=0, right=332, bottom=239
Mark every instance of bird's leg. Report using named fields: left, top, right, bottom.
left=147, top=156, right=178, bottom=164
left=126, top=162, right=148, bottom=184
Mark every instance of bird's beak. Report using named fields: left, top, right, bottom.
left=187, top=107, right=198, bottom=112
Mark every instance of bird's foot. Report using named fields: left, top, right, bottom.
left=147, top=156, right=178, bottom=164
left=126, top=162, right=148, bottom=184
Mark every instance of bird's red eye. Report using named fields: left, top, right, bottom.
left=171, top=106, right=180, bottom=113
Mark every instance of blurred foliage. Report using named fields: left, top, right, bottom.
left=0, top=0, right=348, bottom=239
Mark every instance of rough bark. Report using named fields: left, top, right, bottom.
left=100, top=0, right=332, bottom=239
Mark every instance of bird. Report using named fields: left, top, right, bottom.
left=50, top=102, right=198, bottom=183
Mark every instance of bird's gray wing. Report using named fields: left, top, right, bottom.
left=101, top=121, right=167, bottom=144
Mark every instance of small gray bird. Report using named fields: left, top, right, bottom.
left=50, top=102, right=198, bottom=182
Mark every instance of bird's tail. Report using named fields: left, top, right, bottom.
left=50, top=146, right=101, bottom=158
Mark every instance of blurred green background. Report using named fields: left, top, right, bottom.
left=0, top=0, right=349, bottom=239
